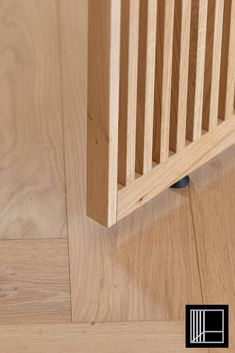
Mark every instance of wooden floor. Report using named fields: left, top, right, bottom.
left=0, top=0, right=234, bottom=352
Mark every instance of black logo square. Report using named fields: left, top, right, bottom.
left=185, top=305, right=229, bottom=348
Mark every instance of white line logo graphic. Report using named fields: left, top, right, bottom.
left=190, top=309, right=224, bottom=344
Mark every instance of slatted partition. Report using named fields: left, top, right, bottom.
left=87, top=0, right=235, bottom=226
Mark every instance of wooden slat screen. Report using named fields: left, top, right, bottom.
left=87, top=0, right=235, bottom=226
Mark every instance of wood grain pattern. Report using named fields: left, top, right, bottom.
left=0, top=321, right=209, bottom=353
left=87, top=0, right=234, bottom=227
left=0, top=0, right=67, bottom=239
left=136, top=0, right=157, bottom=174
left=189, top=144, right=235, bottom=353
left=170, top=0, right=191, bottom=152
left=219, top=0, right=235, bottom=119
left=118, top=115, right=235, bottom=220
left=118, top=0, right=139, bottom=185
left=1, top=4, right=235, bottom=350
left=186, top=0, right=208, bottom=141
left=153, top=0, right=175, bottom=162
left=0, top=239, right=71, bottom=324
left=202, top=0, right=224, bottom=131
left=59, top=0, right=202, bottom=322
left=87, top=0, right=121, bottom=226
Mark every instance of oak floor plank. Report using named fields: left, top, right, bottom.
left=0, top=0, right=67, bottom=239
left=59, top=0, right=202, bottom=322
left=189, top=144, right=235, bottom=352
left=0, top=321, right=209, bottom=353
left=0, top=239, right=71, bottom=324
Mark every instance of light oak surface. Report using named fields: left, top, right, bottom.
left=118, top=115, right=235, bottom=220
left=0, top=321, right=209, bottom=353
left=0, top=239, right=71, bottom=324
left=153, top=0, right=175, bottom=163
left=87, top=0, right=235, bottom=227
left=0, top=0, right=67, bottom=239
left=202, top=0, right=224, bottom=131
left=170, top=0, right=191, bottom=152
left=59, top=0, right=202, bottom=322
left=190, top=144, right=235, bottom=352
left=0, top=0, right=234, bottom=352
left=136, top=0, right=157, bottom=174
left=118, top=0, right=139, bottom=185
left=87, top=0, right=121, bottom=226
left=219, top=0, right=235, bottom=119
left=186, top=0, right=208, bottom=141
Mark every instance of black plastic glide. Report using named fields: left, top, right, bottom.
left=171, top=175, right=190, bottom=189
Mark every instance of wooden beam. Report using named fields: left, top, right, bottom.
left=153, top=0, right=175, bottom=162
left=136, top=0, right=157, bottom=174
left=87, top=0, right=121, bottom=226
left=186, top=0, right=208, bottom=141
left=170, top=0, right=191, bottom=152
left=219, top=0, right=235, bottom=119
left=202, top=0, right=224, bottom=131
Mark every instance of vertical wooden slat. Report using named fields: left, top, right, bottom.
left=219, top=0, right=235, bottom=120
left=202, top=0, right=224, bottom=131
left=118, top=0, right=139, bottom=185
left=186, top=0, right=208, bottom=141
left=136, top=0, right=157, bottom=174
left=170, top=0, right=191, bottom=152
left=87, top=0, right=121, bottom=226
left=153, top=0, right=175, bottom=162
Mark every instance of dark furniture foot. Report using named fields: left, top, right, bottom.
left=171, top=175, right=190, bottom=189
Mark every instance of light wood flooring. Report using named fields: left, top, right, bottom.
left=0, top=0, right=234, bottom=352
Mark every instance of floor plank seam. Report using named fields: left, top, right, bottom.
left=56, top=0, right=73, bottom=323
left=188, top=184, right=205, bottom=305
